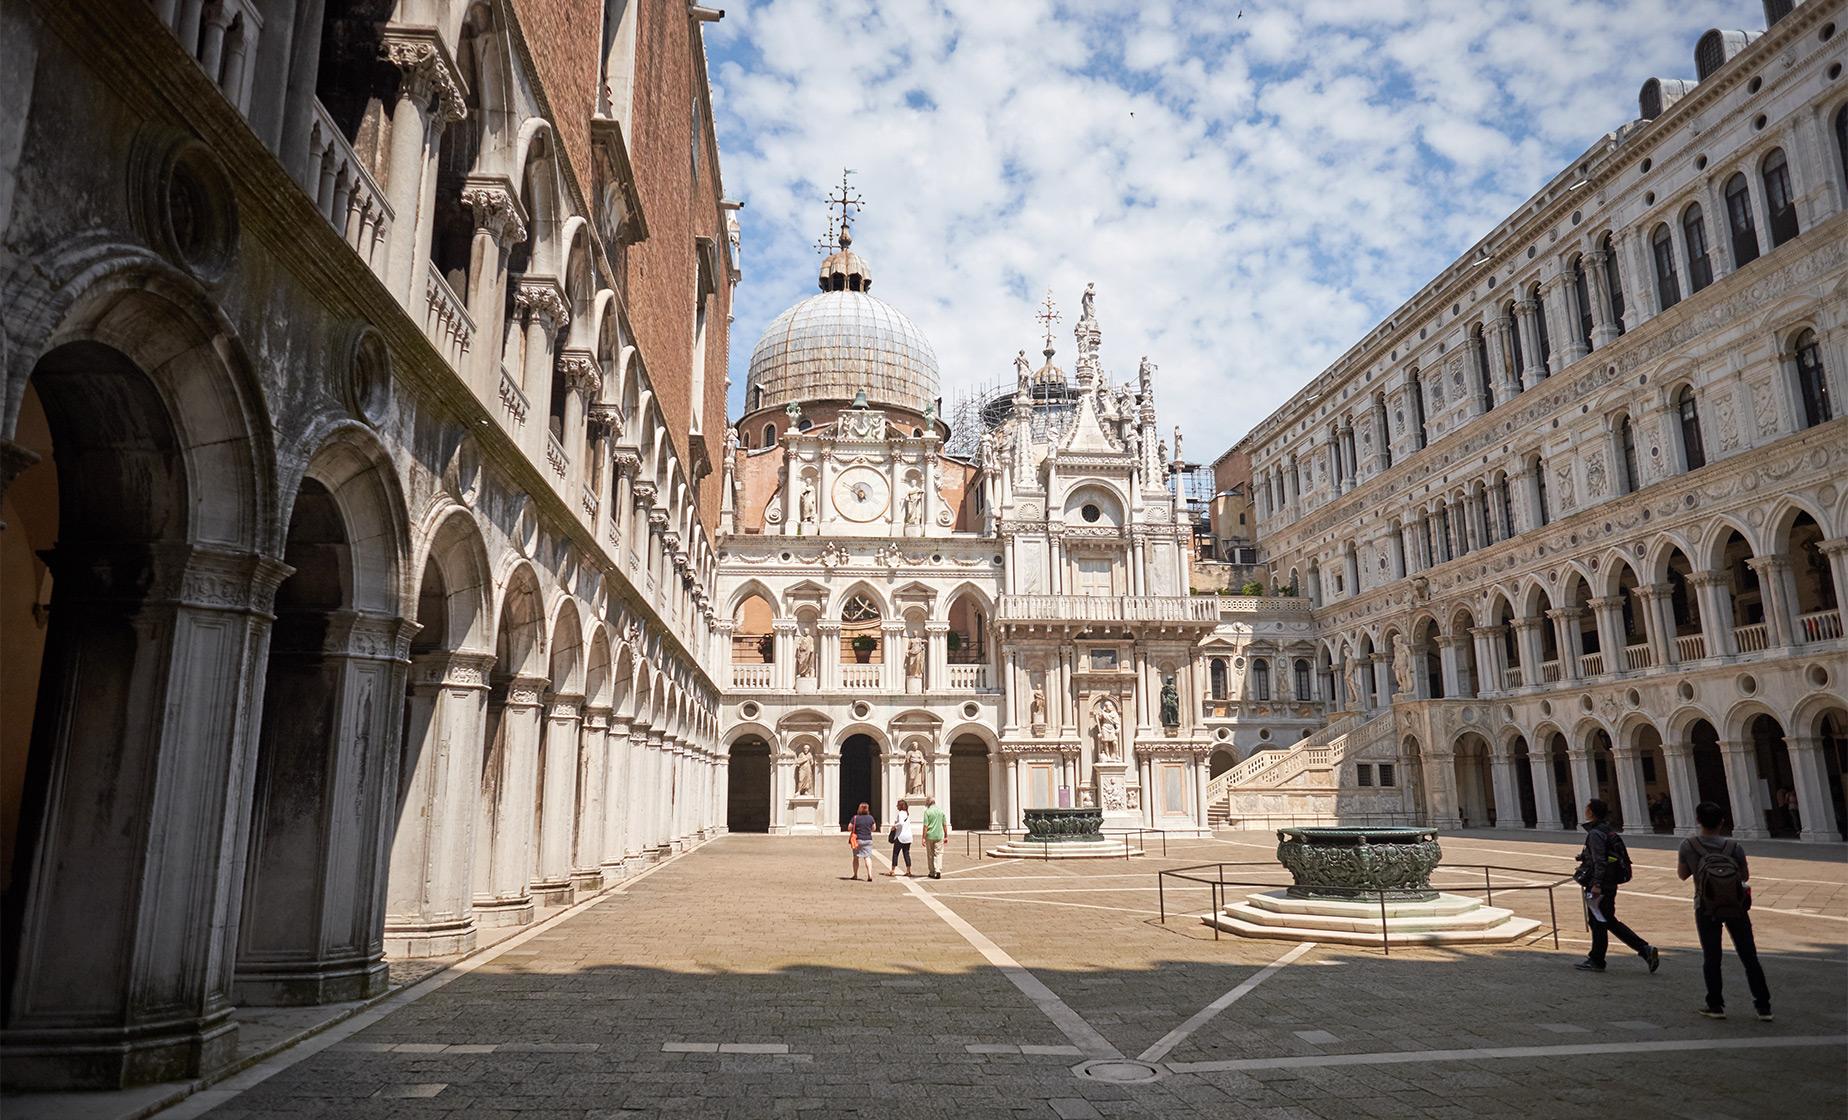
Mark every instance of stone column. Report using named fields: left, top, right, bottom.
left=1511, top=618, right=1544, bottom=688
left=1437, top=636, right=1462, bottom=698
left=1786, top=736, right=1837, bottom=843
left=459, top=183, right=526, bottom=392
left=648, top=729, right=670, bottom=850
left=1423, top=749, right=1461, bottom=829
left=600, top=717, right=632, bottom=880
left=572, top=707, right=610, bottom=892
left=623, top=724, right=650, bottom=863
left=1688, top=572, right=1735, bottom=657
left=559, top=350, right=601, bottom=495
left=1747, top=556, right=1796, bottom=649
left=1514, top=298, right=1543, bottom=389
left=817, top=621, right=842, bottom=692
left=1818, top=539, right=1848, bottom=627
left=988, top=746, right=1005, bottom=831
left=881, top=621, right=907, bottom=692
left=1004, top=755, right=1022, bottom=830
left=1488, top=745, right=1522, bottom=829
left=1528, top=750, right=1565, bottom=830
left=1547, top=607, right=1585, bottom=680
left=386, top=650, right=494, bottom=959
left=1661, top=744, right=1700, bottom=836
left=235, top=612, right=412, bottom=1007
left=1718, top=740, right=1768, bottom=839
left=1609, top=746, right=1647, bottom=834
left=530, top=693, right=583, bottom=906
left=1587, top=596, right=1626, bottom=673
left=1635, top=584, right=1675, bottom=669
left=1587, top=248, right=1620, bottom=348
left=475, top=675, right=544, bottom=926
left=380, top=36, right=459, bottom=302
left=1564, top=746, right=1597, bottom=819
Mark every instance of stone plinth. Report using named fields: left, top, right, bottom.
left=1204, top=890, right=1540, bottom=946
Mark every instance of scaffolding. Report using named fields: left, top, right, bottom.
left=944, top=376, right=1097, bottom=460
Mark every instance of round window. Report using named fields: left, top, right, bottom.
left=1081, top=503, right=1101, bottom=523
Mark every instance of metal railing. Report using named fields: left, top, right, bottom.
left=1156, top=860, right=1570, bottom=954
left=961, top=828, right=1172, bottom=860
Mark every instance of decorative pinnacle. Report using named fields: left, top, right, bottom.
left=1035, top=290, right=1061, bottom=355
left=823, top=167, right=865, bottom=248
left=812, top=215, right=837, bottom=257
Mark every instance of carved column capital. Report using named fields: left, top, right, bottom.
left=558, top=349, right=602, bottom=399
left=460, top=177, right=528, bottom=245
left=381, top=30, right=468, bottom=122
left=514, top=279, right=570, bottom=333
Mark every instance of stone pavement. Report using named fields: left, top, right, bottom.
left=180, top=829, right=1845, bottom=1118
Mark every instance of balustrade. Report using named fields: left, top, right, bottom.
left=840, top=665, right=882, bottom=690
left=152, top=0, right=261, bottom=113
left=947, top=664, right=990, bottom=690
left=1799, top=608, right=1843, bottom=643
left=998, top=594, right=1220, bottom=623
left=1673, top=633, right=1707, bottom=662
left=731, top=664, right=772, bottom=690
left=1540, top=659, right=1562, bottom=683
left=305, top=99, right=391, bottom=276
left=1578, top=651, right=1604, bottom=676
left=546, top=433, right=568, bottom=480
left=1623, top=643, right=1653, bottom=671
left=1733, top=622, right=1769, bottom=652
left=498, top=365, right=529, bottom=425
left=422, top=263, right=473, bottom=370
left=1502, top=666, right=1523, bottom=689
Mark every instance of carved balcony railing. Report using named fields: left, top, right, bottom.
left=1502, top=666, right=1523, bottom=689
left=305, top=99, right=391, bottom=276
left=1623, top=643, right=1653, bottom=671
left=422, top=262, right=473, bottom=370
left=839, top=665, right=882, bottom=690
left=581, top=484, right=599, bottom=520
left=546, top=433, right=568, bottom=480
left=1733, top=622, right=1769, bottom=653
left=1799, top=608, right=1843, bottom=643
left=731, top=664, right=772, bottom=690
left=998, top=594, right=1220, bottom=624
left=1674, top=633, right=1707, bottom=662
left=498, top=364, right=529, bottom=425
left=947, top=664, right=990, bottom=690
left=1540, top=659, right=1562, bottom=684
left=1578, top=651, right=1604, bottom=676
left=152, top=0, right=261, bottom=114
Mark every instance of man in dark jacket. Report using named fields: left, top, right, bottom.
left=1575, top=798, right=1661, bottom=973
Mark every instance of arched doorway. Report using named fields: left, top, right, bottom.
left=1209, top=748, right=1236, bottom=778
left=726, top=737, right=771, bottom=833
left=1452, top=734, right=1492, bottom=828
left=1688, top=719, right=1732, bottom=833
left=1633, top=725, right=1675, bottom=834
left=1510, top=736, right=1538, bottom=827
left=950, top=735, right=992, bottom=831
left=1588, top=729, right=1622, bottom=829
left=839, top=734, right=882, bottom=830
left=1750, top=714, right=1796, bottom=838
left=1544, top=732, right=1575, bottom=827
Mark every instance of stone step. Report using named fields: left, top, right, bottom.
left=1203, top=909, right=1542, bottom=946
left=1223, top=897, right=1523, bottom=934
left=984, top=840, right=1143, bottom=859
left=1241, top=890, right=1486, bottom=919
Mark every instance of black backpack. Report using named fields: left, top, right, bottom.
left=1693, top=839, right=1747, bottom=919
left=1606, top=831, right=1634, bottom=885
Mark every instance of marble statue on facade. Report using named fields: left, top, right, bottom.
left=1081, top=282, right=1095, bottom=319
left=905, top=743, right=927, bottom=795
left=902, top=483, right=923, bottom=526
left=1344, top=657, right=1365, bottom=710
left=1015, top=349, right=1031, bottom=393
left=1160, top=677, right=1180, bottom=728
left=1278, top=661, right=1294, bottom=701
left=1029, top=687, right=1048, bottom=729
left=905, top=633, right=926, bottom=678
left=1093, top=694, right=1121, bottom=759
left=794, top=745, right=816, bottom=796
left=798, top=481, right=817, bottom=523
left=794, top=628, right=816, bottom=679
left=1393, top=633, right=1413, bottom=694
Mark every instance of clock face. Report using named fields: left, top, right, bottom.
left=832, top=467, right=890, bottom=522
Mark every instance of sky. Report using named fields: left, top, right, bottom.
left=705, top=0, right=1760, bottom=460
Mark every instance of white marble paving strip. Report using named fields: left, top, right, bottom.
left=1136, top=942, right=1316, bottom=1064
left=1293, top=1029, right=1341, bottom=1045
left=1166, top=1034, right=1848, bottom=1074
left=882, top=853, right=1123, bottom=1060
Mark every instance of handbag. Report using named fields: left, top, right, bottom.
left=887, top=825, right=900, bottom=844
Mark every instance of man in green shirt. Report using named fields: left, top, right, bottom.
left=922, top=796, right=949, bottom=879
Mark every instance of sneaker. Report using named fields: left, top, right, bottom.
left=1574, top=960, right=1606, bottom=972
left=1645, top=946, right=1661, bottom=973
left=1698, top=1006, right=1726, bottom=1020
left=1756, top=1009, right=1774, bottom=1022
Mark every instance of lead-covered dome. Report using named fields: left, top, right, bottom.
left=745, top=231, right=939, bottom=418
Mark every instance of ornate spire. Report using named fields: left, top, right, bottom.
left=816, top=169, right=872, bottom=291
left=1074, top=281, right=1101, bottom=387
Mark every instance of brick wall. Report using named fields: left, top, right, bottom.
left=509, top=0, right=598, bottom=213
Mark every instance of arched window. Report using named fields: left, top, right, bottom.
left=1618, top=414, right=1640, bottom=494
left=1251, top=658, right=1271, bottom=702
left=1374, top=393, right=1393, bottom=469
left=1504, top=301, right=1525, bottom=384
left=1529, top=284, right=1551, bottom=374
left=761, top=422, right=776, bottom=447
left=1650, top=223, right=1681, bottom=310
left=1795, top=328, right=1833, bottom=428
left=1600, top=233, right=1625, bottom=336
left=1724, top=173, right=1759, bottom=267
left=1682, top=204, right=1713, bottom=292
left=1676, top=386, right=1706, bottom=471
left=1408, top=371, right=1428, bottom=451
left=1209, top=658, right=1228, bottom=700
left=1762, top=148, right=1799, bottom=246
left=1571, top=256, right=1593, bottom=352
left=1472, top=325, right=1494, bottom=410
left=1294, top=659, right=1312, bottom=700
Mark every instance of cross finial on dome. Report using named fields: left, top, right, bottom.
left=1035, top=290, right=1061, bottom=356
left=823, top=168, right=864, bottom=245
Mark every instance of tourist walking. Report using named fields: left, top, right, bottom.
left=1574, top=798, right=1661, bottom=974
left=887, top=799, right=914, bottom=877
left=847, top=803, right=877, bottom=881
left=1677, top=800, right=1773, bottom=1021
left=922, top=795, right=948, bottom=879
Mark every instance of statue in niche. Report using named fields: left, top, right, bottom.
left=905, top=742, right=928, bottom=795
left=1093, top=694, right=1121, bottom=759
left=1278, top=661, right=1295, bottom=702
left=905, top=633, right=926, bottom=678
left=794, top=744, right=816, bottom=796
left=902, top=483, right=924, bottom=526
left=794, top=628, right=816, bottom=679
left=798, top=481, right=817, bottom=523
left=1392, top=633, right=1414, bottom=694
left=1029, top=687, right=1048, bottom=729
left=1344, top=657, right=1365, bottom=710
left=1160, top=677, right=1180, bottom=728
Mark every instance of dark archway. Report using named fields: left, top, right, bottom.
left=1510, top=736, right=1538, bottom=827
left=726, top=737, right=771, bottom=833
left=949, top=735, right=991, bottom=831
left=838, top=734, right=881, bottom=830
left=1688, top=719, right=1732, bottom=834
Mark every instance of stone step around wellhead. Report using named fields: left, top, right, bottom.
left=1202, top=889, right=1542, bottom=944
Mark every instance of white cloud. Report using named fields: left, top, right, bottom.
left=709, top=0, right=1756, bottom=459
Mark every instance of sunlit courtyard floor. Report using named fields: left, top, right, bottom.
left=48, top=830, right=1848, bottom=1118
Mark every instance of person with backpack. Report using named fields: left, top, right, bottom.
left=1677, top=800, right=1772, bottom=1021
left=1573, top=799, right=1661, bottom=974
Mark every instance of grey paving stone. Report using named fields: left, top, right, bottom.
left=375, top=1083, right=447, bottom=1098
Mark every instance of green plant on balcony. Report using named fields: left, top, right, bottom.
left=1240, top=580, right=1265, bottom=596
left=850, top=634, right=877, bottom=662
